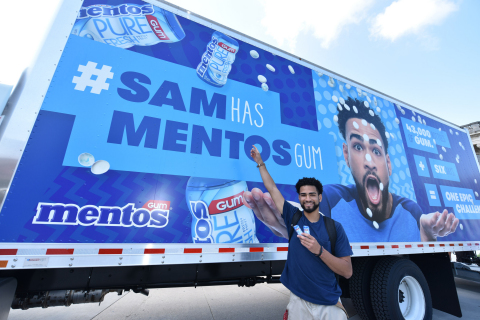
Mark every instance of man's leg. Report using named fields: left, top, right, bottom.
left=286, top=292, right=314, bottom=320
left=311, top=302, right=348, bottom=320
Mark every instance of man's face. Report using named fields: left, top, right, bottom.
left=343, top=118, right=392, bottom=218
left=298, top=185, right=322, bottom=214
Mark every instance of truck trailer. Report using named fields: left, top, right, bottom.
left=0, top=0, right=479, bottom=319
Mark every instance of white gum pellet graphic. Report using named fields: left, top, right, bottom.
left=250, top=50, right=259, bottom=59
left=365, top=153, right=372, bottom=162
left=91, top=160, right=110, bottom=175
left=363, top=134, right=369, bottom=142
left=364, top=101, right=369, bottom=108
left=261, top=83, right=269, bottom=92
left=370, top=123, right=376, bottom=130
left=373, top=221, right=379, bottom=229
left=353, top=106, right=358, bottom=113
left=257, top=75, right=267, bottom=83
left=78, top=152, right=95, bottom=167
left=369, top=110, right=374, bottom=117
left=266, top=64, right=275, bottom=72
left=332, top=95, right=338, bottom=103
left=379, top=182, right=384, bottom=191
left=353, top=121, right=359, bottom=129
left=366, top=208, right=373, bottom=218
left=377, top=139, right=382, bottom=147
left=288, top=65, right=295, bottom=74
left=362, top=119, right=368, bottom=126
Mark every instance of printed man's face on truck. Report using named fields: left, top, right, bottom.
left=343, top=118, right=392, bottom=217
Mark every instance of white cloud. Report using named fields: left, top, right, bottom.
left=371, top=0, right=458, bottom=41
left=261, top=0, right=374, bottom=50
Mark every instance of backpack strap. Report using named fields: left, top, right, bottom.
left=323, top=215, right=337, bottom=257
left=288, top=210, right=303, bottom=242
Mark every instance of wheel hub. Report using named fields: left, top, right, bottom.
left=398, top=276, right=426, bottom=320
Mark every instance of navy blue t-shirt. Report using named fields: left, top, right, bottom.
left=320, top=184, right=423, bottom=242
left=280, top=201, right=353, bottom=306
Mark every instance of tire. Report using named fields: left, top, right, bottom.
left=370, top=257, right=432, bottom=320
left=349, top=257, right=379, bottom=320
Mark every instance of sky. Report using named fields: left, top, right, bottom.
left=0, top=0, right=478, bottom=127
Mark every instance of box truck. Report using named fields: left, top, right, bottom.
left=1, top=0, right=479, bottom=319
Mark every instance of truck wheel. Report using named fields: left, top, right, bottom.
left=349, top=257, right=378, bottom=320
left=370, top=257, right=432, bottom=320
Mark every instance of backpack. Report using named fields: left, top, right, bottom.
left=288, top=210, right=337, bottom=256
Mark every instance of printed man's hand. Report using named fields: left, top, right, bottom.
left=298, top=233, right=321, bottom=255
left=420, top=209, right=459, bottom=241
left=243, top=188, right=288, bottom=238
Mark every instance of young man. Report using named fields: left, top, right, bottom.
left=249, top=145, right=353, bottom=320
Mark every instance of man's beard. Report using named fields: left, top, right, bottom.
left=354, top=171, right=389, bottom=221
left=301, top=202, right=319, bottom=214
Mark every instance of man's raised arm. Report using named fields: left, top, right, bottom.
left=250, top=145, right=285, bottom=214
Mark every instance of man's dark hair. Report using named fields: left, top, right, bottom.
left=337, top=97, right=389, bottom=152
left=295, top=177, right=323, bottom=195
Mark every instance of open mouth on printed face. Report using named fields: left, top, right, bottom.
left=366, top=175, right=381, bottom=205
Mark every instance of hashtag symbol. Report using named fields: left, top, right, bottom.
left=72, top=61, right=114, bottom=94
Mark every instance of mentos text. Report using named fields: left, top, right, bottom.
left=197, top=36, right=218, bottom=77
left=108, top=72, right=324, bottom=170
left=33, top=203, right=169, bottom=228
left=78, top=4, right=154, bottom=19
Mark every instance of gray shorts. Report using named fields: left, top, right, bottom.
left=286, top=292, right=348, bottom=320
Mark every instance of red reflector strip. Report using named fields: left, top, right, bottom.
left=250, top=247, right=264, bottom=252
left=467, top=243, right=472, bottom=246
left=405, top=245, right=412, bottom=248
left=439, top=244, right=445, bottom=247
left=277, top=247, right=288, bottom=252
left=0, top=261, right=7, bottom=268
left=476, top=243, right=479, bottom=246
left=459, top=243, right=463, bottom=246
left=46, top=249, right=74, bottom=255
left=449, top=244, right=455, bottom=246
left=219, top=248, right=235, bottom=253
left=360, top=246, right=369, bottom=249
left=392, top=245, right=399, bottom=249
left=0, top=249, right=18, bottom=255
left=418, top=244, right=424, bottom=247
left=377, top=245, right=385, bottom=249
left=99, top=249, right=123, bottom=255
left=144, top=248, right=165, bottom=254
left=429, top=244, right=435, bottom=247
left=184, top=248, right=202, bottom=254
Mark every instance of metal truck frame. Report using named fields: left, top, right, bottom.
left=1, top=0, right=479, bottom=319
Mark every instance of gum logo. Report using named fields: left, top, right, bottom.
left=218, top=42, right=236, bottom=53
left=208, top=191, right=244, bottom=215
left=143, top=200, right=170, bottom=210
left=146, top=15, right=170, bottom=40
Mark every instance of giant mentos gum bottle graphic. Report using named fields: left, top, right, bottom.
left=196, top=31, right=239, bottom=87
left=71, top=3, right=185, bottom=49
left=186, top=177, right=259, bottom=244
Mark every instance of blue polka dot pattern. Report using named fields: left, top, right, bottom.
left=122, top=12, right=317, bottom=131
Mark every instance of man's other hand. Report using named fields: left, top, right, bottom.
left=298, top=233, right=321, bottom=255
left=420, top=209, right=459, bottom=241
left=243, top=188, right=288, bottom=238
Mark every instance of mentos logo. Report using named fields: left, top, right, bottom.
left=196, top=36, right=218, bottom=77
left=208, top=191, right=244, bottom=215
left=190, top=201, right=213, bottom=243
left=33, top=201, right=170, bottom=228
left=77, top=4, right=154, bottom=19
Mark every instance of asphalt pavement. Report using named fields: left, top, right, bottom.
left=7, top=277, right=480, bottom=319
